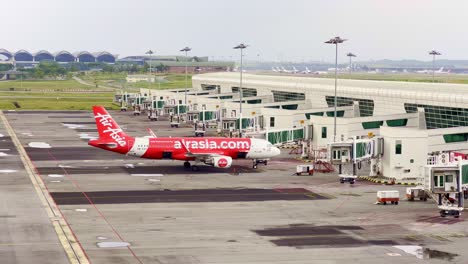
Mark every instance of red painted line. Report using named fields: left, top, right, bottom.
left=46, top=150, right=144, bottom=264
left=27, top=153, right=91, bottom=263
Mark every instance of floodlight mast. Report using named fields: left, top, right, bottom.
left=325, top=37, right=347, bottom=142
left=145, top=50, right=154, bottom=75
left=233, top=43, right=248, bottom=137
left=346, top=52, right=356, bottom=75
left=429, top=50, right=441, bottom=83
left=180, top=47, right=191, bottom=106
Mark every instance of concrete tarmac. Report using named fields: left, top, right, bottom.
left=2, top=109, right=468, bottom=263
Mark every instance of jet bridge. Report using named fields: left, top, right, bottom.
left=327, top=136, right=384, bottom=182
left=423, top=160, right=468, bottom=217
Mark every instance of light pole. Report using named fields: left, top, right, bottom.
left=325, top=36, right=347, bottom=142
left=346, top=52, right=356, bottom=75
left=180, top=47, right=191, bottom=106
left=145, top=49, right=154, bottom=76
left=429, top=50, right=441, bottom=83
left=233, top=43, right=248, bottom=137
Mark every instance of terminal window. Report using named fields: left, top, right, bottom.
left=232, top=87, right=257, bottom=97
left=395, top=140, right=402, bottom=154
left=325, top=96, right=374, bottom=117
left=321, top=127, right=327, bottom=138
left=270, top=117, right=275, bottom=127
left=272, top=90, right=305, bottom=102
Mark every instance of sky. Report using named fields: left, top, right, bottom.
left=3, top=0, right=468, bottom=63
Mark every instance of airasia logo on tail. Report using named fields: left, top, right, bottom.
left=217, top=158, right=228, bottom=168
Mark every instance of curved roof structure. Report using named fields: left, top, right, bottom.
left=74, top=51, right=95, bottom=63
left=0, top=48, right=12, bottom=60
left=93, top=51, right=116, bottom=63
left=34, top=50, right=54, bottom=62
left=0, top=48, right=115, bottom=63
left=54, top=50, right=75, bottom=63
left=14, top=49, right=33, bottom=61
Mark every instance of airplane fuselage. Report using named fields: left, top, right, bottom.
left=89, top=136, right=279, bottom=161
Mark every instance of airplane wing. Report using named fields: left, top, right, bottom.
left=147, top=128, right=157, bottom=138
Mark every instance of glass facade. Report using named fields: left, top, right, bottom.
left=305, top=112, right=324, bottom=119
left=443, top=133, right=468, bottom=143
left=386, top=119, right=408, bottom=127
left=362, top=121, right=384, bottom=129
left=325, top=96, right=374, bottom=117
left=405, top=103, right=468, bottom=129
left=231, top=87, right=257, bottom=97
left=272, top=90, right=305, bottom=102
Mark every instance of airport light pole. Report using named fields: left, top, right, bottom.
left=180, top=47, right=191, bottom=106
left=346, top=52, right=356, bottom=75
left=325, top=36, right=347, bottom=142
left=145, top=50, right=154, bottom=76
left=233, top=43, right=248, bottom=137
left=429, top=50, right=441, bottom=83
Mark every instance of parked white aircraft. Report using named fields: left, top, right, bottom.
left=292, top=66, right=299, bottom=74
left=301, top=67, right=312, bottom=74
left=435, top=67, right=451, bottom=74
left=272, top=67, right=278, bottom=72
left=281, top=66, right=292, bottom=73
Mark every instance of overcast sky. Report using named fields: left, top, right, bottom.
left=3, top=0, right=468, bottom=62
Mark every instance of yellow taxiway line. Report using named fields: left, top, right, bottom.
left=0, top=111, right=89, bottom=264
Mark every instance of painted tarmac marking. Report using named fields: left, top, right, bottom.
left=28, top=142, right=51, bottom=149
left=97, top=242, right=131, bottom=248
left=47, top=149, right=144, bottom=264
left=131, top=174, right=164, bottom=177
left=0, top=169, right=17, bottom=173
left=0, top=111, right=89, bottom=264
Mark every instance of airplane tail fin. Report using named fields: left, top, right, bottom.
left=89, top=106, right=132, bottom=152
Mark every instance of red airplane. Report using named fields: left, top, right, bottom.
left=88, top=106, right=281, bottom=170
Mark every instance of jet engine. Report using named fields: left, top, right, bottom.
left=207, top=156, right=233, bottom=168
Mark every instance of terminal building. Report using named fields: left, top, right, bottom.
left=0, top=49, right=117, bottom=63
left=132, top=72, right=468, bottom=180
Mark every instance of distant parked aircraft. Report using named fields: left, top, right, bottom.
left=301, top=67, right=312, bottom=74
left=281, top=66, right=292, bottom=73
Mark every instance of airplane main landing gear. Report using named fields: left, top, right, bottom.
left=184, top=161, right=191, bottom=169
left=252, top=159, right=268, bottom=169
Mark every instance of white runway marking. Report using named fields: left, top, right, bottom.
left=0, top=169, right=17, bottom=173
left=78, top=133, right=97, bottom=140
left=63, top=124, right=86, bottom=129
left=131, top=174, right=164, bottom=177
left=28, top=142, right=51, bottom=148
left=0, top=152, right=10, bottom=156
left=75, top=209, right=88, bottom=212
left=147, top=179, right=161, bottom=182
left=48, top=174, right=64, bottom=178
left=97, top=242, right=130, bottom=248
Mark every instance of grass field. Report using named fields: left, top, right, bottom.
left=81, top=72, right=193, bottom=90
left=0, top=79, right=95, bottom=91
left=0, top=78, right=116, bottom=110
left=0, top=98, right=118, bottom=110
